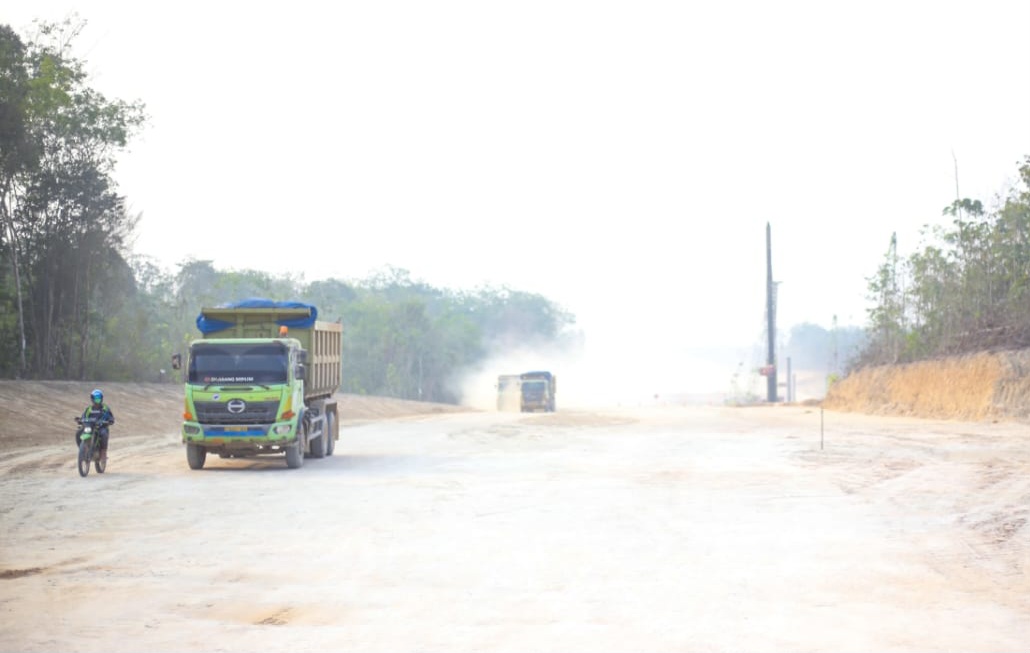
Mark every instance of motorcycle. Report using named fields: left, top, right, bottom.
left=75, top=414, right=109, bottom=477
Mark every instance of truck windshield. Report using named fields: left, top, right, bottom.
left=521, top=380, right=547, bottom=398
left=188, top=343, right=288, bottom=385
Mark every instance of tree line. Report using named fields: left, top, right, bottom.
left=143, top=260, right=574, bottom=404
left=1, top=19, right=146, bottom=380
left=858, top=155, right=1030, bottom=368
left=0, top=20, right=575, bottom=402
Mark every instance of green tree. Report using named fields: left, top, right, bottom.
left=0, top=24, right=32, bottom=373
left=992, top=158, right=1030, bottom=343
left=863, top=233, right=906, bottom=364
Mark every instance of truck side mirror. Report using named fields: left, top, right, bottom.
left=297, top=350, right=308, bottom=364
left=171, top=353, right=182, bottom=370
left=295, top=363, right=306, bottom=381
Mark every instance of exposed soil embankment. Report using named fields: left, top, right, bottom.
left=0, top=380, right=471, bottom=449
left=823, top=348, right=1030, bottom=421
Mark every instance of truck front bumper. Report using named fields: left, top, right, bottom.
left=181, top=419, right=296, bottom=445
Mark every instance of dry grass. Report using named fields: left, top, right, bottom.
left=824, top=348, right=1030, bottom=421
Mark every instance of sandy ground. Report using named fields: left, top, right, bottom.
left=1, top=380, right=1029, bottom=652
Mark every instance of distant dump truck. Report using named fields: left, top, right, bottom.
left=519, top=371, right=556, bottom=412
left=172, top=300, right=342, bottom=470
left=497, top=374, right=521, bottom=412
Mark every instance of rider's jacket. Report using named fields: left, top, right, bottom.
left=82, top=403, right=115, bottom=425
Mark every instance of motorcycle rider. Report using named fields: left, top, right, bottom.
left=75, top=388, right=115, bottom=462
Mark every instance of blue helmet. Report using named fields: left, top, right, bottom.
left=91, top=389, right=103, bottom=404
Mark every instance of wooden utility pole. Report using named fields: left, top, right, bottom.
left=766, top=222, right=777, bottom=402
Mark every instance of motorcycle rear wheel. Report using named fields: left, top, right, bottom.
left=94, top=453, right=106, bottom=474
left=77, top=442, right=91, bottom=477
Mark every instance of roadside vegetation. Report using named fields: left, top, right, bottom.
left=859, top=156, right=1030, bottom=368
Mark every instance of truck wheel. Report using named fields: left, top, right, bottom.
left=305, top=414, right=325, bottom=459
left=325, top=411, right=337, bottom=456
left=186, top=444, right=206, bottom=470
left=308, top=432, right=326, bottom=459
left=285, top=442, right=304, bottom=468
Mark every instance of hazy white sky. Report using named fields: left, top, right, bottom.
left=6, top=1, right=1030, bottom=396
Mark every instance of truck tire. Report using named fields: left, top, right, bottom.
left=325, top=411, right=337, bottom=456
left=305, top=413, right=325, bottom=459
left=186, top=444, right=206, bottom=470
left=285, top=442, right=304, bottom=468
left=308, top=431, right=326, bottom=459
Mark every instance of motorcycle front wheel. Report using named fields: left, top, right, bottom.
left=77, top=441, right=92, bottom=477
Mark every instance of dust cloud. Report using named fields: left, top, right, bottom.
left=454, top=335, right=757, bottom=410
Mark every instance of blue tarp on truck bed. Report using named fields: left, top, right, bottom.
left=196, top=299, right=319, bottom=334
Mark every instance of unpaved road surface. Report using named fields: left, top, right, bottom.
left=2, top=403, right=1029, bottom=652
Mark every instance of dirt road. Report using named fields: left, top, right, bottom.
left=2, top=403, right=1029, bottom=652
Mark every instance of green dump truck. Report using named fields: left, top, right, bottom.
left=172, top=300, right=342, bottom=470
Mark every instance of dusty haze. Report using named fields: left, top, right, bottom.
left=455, top=339, right=831, bottom=410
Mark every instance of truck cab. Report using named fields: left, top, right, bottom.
left=519, top=370, right=556, bottom=412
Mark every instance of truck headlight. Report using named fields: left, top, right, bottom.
left=183, top=425, right=201, bottom=435
left=273, top=424, right=293, bottom=435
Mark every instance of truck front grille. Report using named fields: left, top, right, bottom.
left=194, top=400, right=280, bottom=425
